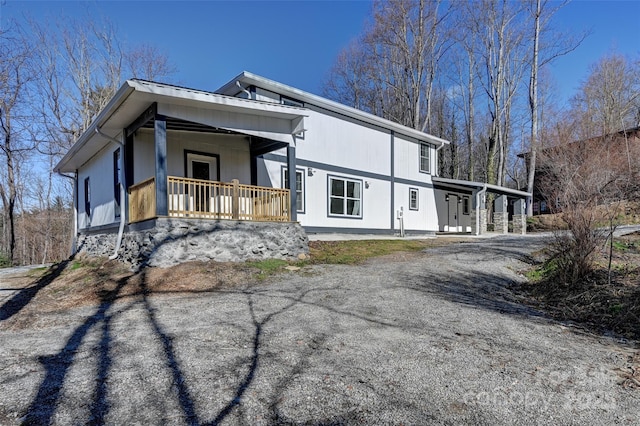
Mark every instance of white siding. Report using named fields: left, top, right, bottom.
left=78, top=139, right=121, bottom=229
left=133, top=129, right=251, bottom=184
left=393, top=134, right=435, bottom=182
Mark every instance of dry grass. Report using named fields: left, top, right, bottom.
left=521, top=231, right=640, bottom=340
left=1, top=238, right=457, bottom=330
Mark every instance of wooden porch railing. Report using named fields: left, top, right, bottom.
left=128, top=177, right=157, bottom=223
left=166, top=176, right=290, bottom=222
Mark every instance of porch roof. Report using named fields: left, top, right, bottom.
left=432, top=177, right=532, bottom=198
left=54, top=79, right=308, bottom=173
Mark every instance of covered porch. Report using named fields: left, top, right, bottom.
left=128, top=176, right=290, bottom=223
left=115, top=83, right=308, bottom=226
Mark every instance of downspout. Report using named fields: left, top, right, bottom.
left=475, top=185, right=487, bottom=236
left=236, top=81, right=251, bottom=99
left=95, top=127, right=126, bottom=260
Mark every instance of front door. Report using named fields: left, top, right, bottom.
left=448, top=194, right=459, bottom=232
left=186, top=152, right=219, bottom=213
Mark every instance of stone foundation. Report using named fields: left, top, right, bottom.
left=77, top=218, right=309, bottom=268
left=512, top=214, right=527, bottom=235
left=493, top=211, right=509, bottom=234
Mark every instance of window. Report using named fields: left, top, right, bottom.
left=280, top=96, right=303, bottom=107
left=329, top=176, right=362, bottom=218
left=409, top=188, right=419, bottom=210
left=463, top=197, right=470, bottom=215
left=419, top=142, right=430, bottom=173
left=282, top=168, right=304, bottom=213
left=113, top=149, right=121, bottom=216
left=84, top=177, right=91, bottom=216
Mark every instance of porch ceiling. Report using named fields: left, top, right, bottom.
left=139, top=116, right=288, bottom=155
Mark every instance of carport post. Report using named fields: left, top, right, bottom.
left=513, top=199, right=527, bottom=235
left=494, top=195, right=508, bottom=234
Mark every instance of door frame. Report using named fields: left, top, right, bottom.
left=184, top=150, right=220, bottom=181
left=447, top=193, right=460, bottom=232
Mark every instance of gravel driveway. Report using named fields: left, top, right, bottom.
left=1, top=235, right=638, bottom=424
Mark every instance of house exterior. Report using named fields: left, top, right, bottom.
left=54, top=72, right=529, bottom=266
left=522, top=126, right=640, bottom=215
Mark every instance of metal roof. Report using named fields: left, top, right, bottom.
left=216, top=71, right=451, bottom=147
left=432, top=177, right=531, bottom=198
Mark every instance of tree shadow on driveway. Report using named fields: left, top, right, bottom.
left=0, top=260, right=71, bottom=322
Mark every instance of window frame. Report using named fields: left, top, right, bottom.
left=462, top=197, right=470, bottom=215
left=409, top=188, right=419, bottom=211
left=280, top=96, right=304, bottom=107
left=327, top=175, right=363, bottom=219
left=281, top=167, right=305, bottom=214
left=419, top=142, right=431, bottom=174
left=84, top=177, right=91, bottom=216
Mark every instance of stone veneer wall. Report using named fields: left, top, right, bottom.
left=469, top=209, right=488, bottom=234
left=77, top=218, right=309, bottom=268
left=493, top=211, right=509, bottom=234
left=479, top=209, right=488, bottom=234
left=512, top=214, right=527, bottom=235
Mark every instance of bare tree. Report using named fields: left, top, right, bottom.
left=323, top=0, right=453, bottom=133
left=538, top=123, right=637, bottom=284
left=0, top=23, right=36, bottom=265
left=525, top=0, right=586, bottom=215
left=125, top=43, right=177, bottom=81
left=0, top=12, right=179, bottom=266
left=571, top=53, right=640, bottom=140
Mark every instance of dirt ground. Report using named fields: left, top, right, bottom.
left=1, top=235, right=639, bottom=424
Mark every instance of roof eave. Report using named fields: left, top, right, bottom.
left=54, top=81, right=136, bottom=173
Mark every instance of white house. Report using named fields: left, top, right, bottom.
left=54, top=72, right=529, bottom=266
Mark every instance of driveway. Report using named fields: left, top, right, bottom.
left=0, top=235, right=638, bottom=424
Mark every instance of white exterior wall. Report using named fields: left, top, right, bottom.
left=257, top=105, right=439, bottom=233
left=78, top=139, right=122, bottom=229
left=133, top=129, right=251, bottom=184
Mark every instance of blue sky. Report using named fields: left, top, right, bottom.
left=2, top=0, right=639, bottom=107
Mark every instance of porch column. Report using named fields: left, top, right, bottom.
left=493, top=195, right=508, bottom=234
left=155, top=116, right=168, bottom=216
left=513, top=198, right=527, bottom=235
left=286, top=145, right=297, bottom=222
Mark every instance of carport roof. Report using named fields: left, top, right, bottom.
left=432, top=177, right=531, bottom=198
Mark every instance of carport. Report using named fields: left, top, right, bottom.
left=432, top=177, right=531, bottom=235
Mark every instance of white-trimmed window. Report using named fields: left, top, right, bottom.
left=282, top=168, right=304, bottom=213
left=409, top=188, right=419, bottom=210
left=420, top=142, right=430, bottom=173
left=329, top=176, right=362, bottom=218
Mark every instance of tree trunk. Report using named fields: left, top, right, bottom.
left=526, top=0, right=541, bottom=216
